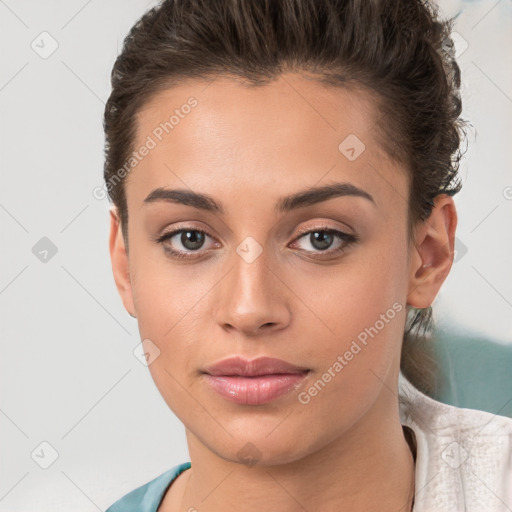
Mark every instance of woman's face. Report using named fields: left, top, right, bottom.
left=111, top=72, right=424, bottom=465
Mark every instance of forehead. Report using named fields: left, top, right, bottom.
left=128, top=72, right=407, bottom=216
left=135, top=72, right=379, bottom=151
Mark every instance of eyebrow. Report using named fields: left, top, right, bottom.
left=143, top=182, right=376, bottom=214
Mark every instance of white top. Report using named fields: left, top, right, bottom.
left=399, top=372, right=512, bottom=511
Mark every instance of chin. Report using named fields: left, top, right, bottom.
left=202, top=428, right=315, bottom=468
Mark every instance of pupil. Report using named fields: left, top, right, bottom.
left=311, top=231, right=332, bottom=250
left=182, top=230, right=204, bottom=250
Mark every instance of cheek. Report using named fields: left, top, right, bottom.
left=129, top=247, right=204, bottom=334
left=129, top=258, right=211, bottom=415
left=129, top=250, right=221, bottom=383
left=290, top=234, right=408, bottom=390
left=293, top=238, right=407, bottom=340
left=291, top=258, right=407, bottom=436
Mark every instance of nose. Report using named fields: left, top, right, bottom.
left=214, top=246, right=291, bottom=338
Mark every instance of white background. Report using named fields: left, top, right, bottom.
left=1, top=0, right=511, bottom=510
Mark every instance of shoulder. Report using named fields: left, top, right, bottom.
left=105, top=462, right=191, bottom=512
left=399, top=373, right=512, bottom=511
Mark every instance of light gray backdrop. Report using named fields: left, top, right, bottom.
left=1, top=0, right=511, bottom=510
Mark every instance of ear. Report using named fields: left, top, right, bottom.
left=109, top=207, right=136, bottom=317
left=407, top=194, right=458, bottom=308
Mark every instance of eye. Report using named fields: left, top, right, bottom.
left=155, top=227, right=218, bottom=259
left=154, top=224, right=358, bottom=260
left=290, top=226, right=358, bottom=257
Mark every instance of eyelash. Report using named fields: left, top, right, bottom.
left=154, top=224, right=358, bottom=260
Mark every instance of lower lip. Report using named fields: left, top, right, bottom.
left=204, top=372, right=309, bottom=405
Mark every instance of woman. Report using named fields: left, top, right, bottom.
left=103, top=0, right=512, bottom=510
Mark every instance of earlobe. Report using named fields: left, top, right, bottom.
left=407, top=194, right=458, bottom=309
left=109, top=207, right=136, bottom=318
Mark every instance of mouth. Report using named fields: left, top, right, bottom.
left=203, top=372, right=310, bottom=405
left=202, top=356, right=311, bottom=405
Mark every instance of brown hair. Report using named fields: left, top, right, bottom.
left=103, top=0, right=468, bottom=393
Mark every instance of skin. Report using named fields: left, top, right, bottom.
left=109, top=72, right=457, bottom=511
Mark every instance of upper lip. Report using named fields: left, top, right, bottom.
left=203, top=356, right=310, bottom=377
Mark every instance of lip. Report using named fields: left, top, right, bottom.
left=203, top=356, right=310, bottom=377
left=202, top=356, right=310, bottom=405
